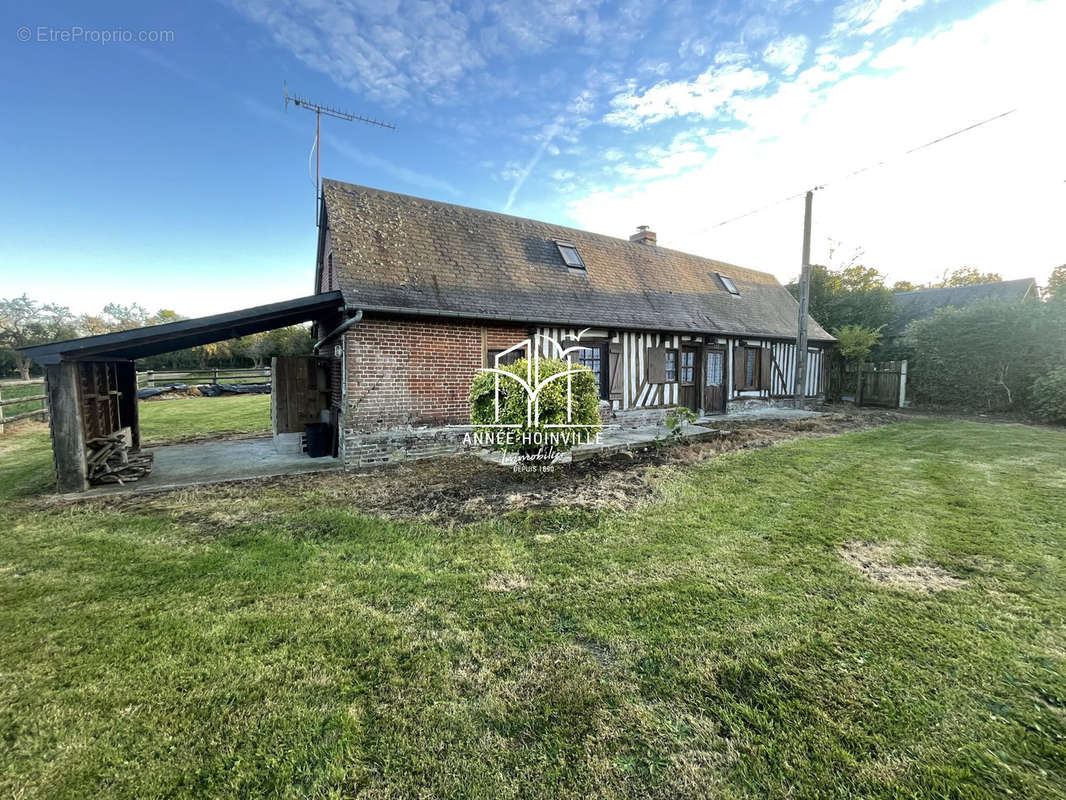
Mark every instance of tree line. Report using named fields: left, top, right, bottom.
left=787, top=259, right=1066, bottom=418
left=0, top=296, right=313, bottom=380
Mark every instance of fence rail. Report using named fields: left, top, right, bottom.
left=0, top=368, right=273, bottom=434
left=137, top=367, right=271, bottom=387
left=0, top=378, right=49, bottom=433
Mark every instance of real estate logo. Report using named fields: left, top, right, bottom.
left=481, top=328, right=595, bottom=428
left=465, top=328, right=605, bottom=463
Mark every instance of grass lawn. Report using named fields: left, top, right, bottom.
left=0, top=382, right=48, bottom=421
left=136, top=394, right=272, bottom=443
left=0, top=412, right=1064, bottom=798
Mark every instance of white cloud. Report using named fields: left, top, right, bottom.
left=603, top=65, right=770, bottom=129
left=227, top=0, right=615, bottom=105
left=762, top=34, right=809, bottom=75
left=832, top=0, right=927, bottom=37
left=568, top=0, right=1066, bottom=288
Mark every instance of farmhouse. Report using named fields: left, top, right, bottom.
left=21, top=179, right=833, bottom=489
left=316, top=180, right=833, bottom=466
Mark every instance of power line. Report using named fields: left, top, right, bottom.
left=702, top=108, right=1018, bottom=232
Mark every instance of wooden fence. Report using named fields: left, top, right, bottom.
left=0, top=379, right=49, bottom=433
left=0, top=367, right=272, bottom=435
left=857, top=360, right=908, bottom=408
left=137, top=367, right=271, bottom=387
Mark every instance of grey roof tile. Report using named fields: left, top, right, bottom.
left=323, top=179, right=834, bottom=342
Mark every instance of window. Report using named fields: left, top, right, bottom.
left=487, top=348, right=525, bottom=367
left=556, top=241, right=585, bottom=269
left=705, top=350, right=723, bottom=387
left=664, top=349, right=678, bottom=382
left=576, top=346, right=600, bottom=379
left=573, top=345, right=609, bottom=399
left=740, top=347, right=760, bottom=390
left=717, top=273, right=740, bottom=295
left=680, top=349, right=695, bottom=384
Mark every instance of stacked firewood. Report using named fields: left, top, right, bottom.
left=86, top=433, right=154, bottom=485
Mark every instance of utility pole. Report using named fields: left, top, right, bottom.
left=283, top=83, right=395, bottom=225
left=794, top=189, right=814, bottom=409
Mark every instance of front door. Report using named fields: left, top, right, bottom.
left=678, top=345, right=700, bottom=414
left=702, top=348, right=725, bottom=413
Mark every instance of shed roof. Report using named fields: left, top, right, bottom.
left=322, top=180, right=834, bottom=342
left=19, top=292, right=346, bottom=365
left=889, top=278, right=1037, bottom=335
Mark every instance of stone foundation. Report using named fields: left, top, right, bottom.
left=343, top=424, right=472, bottom=469
left=727, top=396, right=824, bottom=413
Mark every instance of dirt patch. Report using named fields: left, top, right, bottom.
left=840, top=540, right=965, bottom=593
left=69, top=409, right=904, bottom=525
left=484, top=572, right=532, bottom=592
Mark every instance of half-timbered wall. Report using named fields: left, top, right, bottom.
left=535, top=326, right=825, bottom=413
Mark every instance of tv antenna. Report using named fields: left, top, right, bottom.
left=284, top=82, right=396, bottom=224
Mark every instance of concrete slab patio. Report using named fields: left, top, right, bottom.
left=711, top=407, right=824, bottom=422
left=73, top=436, right=341, bottom=498
left=478, top=408, right=826, bottom=466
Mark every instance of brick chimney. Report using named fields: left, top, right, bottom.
left=629, top=225, right=656, bottom=246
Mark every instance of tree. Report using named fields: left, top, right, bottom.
left=0, top=295, right=77, bottom=379
left=932, top=267, right=1003, bottom=288
left=789, top=264, right=895, bottom=333
left=1048, top=264, right=1066, bottom=303
left=833, top=324, right=883, bottom=367
left=78, top=302, right=158, bottom=336
left=891, top=280, right=919, bottom=292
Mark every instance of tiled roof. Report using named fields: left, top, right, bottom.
left=322, top=179, right=834, bottom=342
left=889, top=278, right=1037, bottom=335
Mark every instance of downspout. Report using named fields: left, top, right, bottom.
left=313, top=307, right=363, bottom=353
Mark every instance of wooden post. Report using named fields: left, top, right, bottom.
left=898, top=359, right=908, bottom=408
left=794, top=189, right=813, bottom=409
left=856, top=362, right=865, bottom=407
left=115, top=361, right=141, bottom=450
left=45, top=363, right=89, bottom=493
left=213, top=368, right=219, bottom=385
left=0, top=385, right=4, bottom=436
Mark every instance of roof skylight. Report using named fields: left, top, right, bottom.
left=555, top=241, right=585, bottom=269
left=717, top=273, right=740, bottom=295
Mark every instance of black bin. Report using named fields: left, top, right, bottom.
left=304, top=423, right=332, bottom=458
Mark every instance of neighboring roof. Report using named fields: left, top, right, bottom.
left=19, top=292, right=346, bottom=365
left=321, top=180, right=834, bottom=342
left=889, top=278, right=1037, bottom=335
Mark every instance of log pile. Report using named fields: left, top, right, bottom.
left=86, top=433, right=154, bottom=485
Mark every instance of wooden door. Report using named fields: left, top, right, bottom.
left=272, top=356, right=331, bottom=434
left=702, top=347, right=725, bottom=413
left=678, top=345, right=700, bottom=413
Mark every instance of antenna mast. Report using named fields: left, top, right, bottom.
left=284, top=82, right=396, bottom=224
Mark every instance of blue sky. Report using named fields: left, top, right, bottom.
left=1, top=0, right=1062, bottom=316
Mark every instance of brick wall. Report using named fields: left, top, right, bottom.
left=342, top=317, right=528, bottom=434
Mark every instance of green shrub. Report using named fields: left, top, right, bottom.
left=664, top=407, right=698, bottom=441
left=1031, top=368, right=1066, bottom=424
left=470, top=356, right=602, bottom=454
left=904, top=300, right=1066, bottom=411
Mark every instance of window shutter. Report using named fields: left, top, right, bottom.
left=760, top=347, right=772, bottom=390
left=732, top=346, right=744, bottom=391
left=646, top=345, right=666, bottom=384
left=609, top=342, right=623, bottom=400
